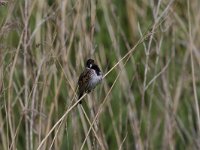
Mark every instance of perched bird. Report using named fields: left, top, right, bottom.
left=78, top=59, right=102, bottom=104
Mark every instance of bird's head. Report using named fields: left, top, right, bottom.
left=86, top=59, right=95, bottom=68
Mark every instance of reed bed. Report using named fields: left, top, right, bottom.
left=0, top=0, right=200, bottom=149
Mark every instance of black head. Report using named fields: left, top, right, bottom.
left=91, top=64, right=102, bottom=75
left=86, top=59, right=95, bottom=68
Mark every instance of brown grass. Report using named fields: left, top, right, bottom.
left=0, top=0, right=200, bottom=149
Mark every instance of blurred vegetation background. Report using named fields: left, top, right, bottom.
left=0, top=0, right=200, bottom=149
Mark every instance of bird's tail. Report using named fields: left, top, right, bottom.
left=78, top=93, right=83, bottom=104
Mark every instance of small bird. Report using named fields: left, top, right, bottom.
left=78, top=59, right=102, bottom=104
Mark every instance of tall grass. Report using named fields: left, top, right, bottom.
left=0, top=0, right=200, bottom=149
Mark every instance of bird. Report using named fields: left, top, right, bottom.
left=77, top=59, right=102, bottom=104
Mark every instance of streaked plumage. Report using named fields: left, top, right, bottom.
left=78, top=59, right=102, bottom=104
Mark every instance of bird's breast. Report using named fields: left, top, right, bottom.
left=88, top=70, right=102, bottom=89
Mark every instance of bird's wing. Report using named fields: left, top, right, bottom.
left=78, top=68, right=91, bottom=96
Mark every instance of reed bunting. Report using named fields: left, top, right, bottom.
left=78, top=59, right=102, bottom=104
